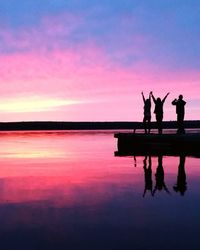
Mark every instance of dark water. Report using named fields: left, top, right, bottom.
left=0, top=130, right=199, bottom=250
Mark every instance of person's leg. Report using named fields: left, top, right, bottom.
left=156, top=115, right=163, bottom=134
left=143, top=117, right=147, bottom=134
left=178, top=114, right=185, bottom=134
left=176, top=114, right=180, bottom=133
left=156, top=115, right=159, bottom=134
left=147, top=117, right=151, bottom=134
left=158, top=120, right=162, bottom=134
left=179, top=114, right=185, bottom=134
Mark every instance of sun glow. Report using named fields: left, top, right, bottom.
left=0, top=96, right=82, bottom=113
left=0, top=140, right=72, bottom=160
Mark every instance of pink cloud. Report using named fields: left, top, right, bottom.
left=0, top=16, right=199, bottom=121
left=0, top=13, right=82, bottom=51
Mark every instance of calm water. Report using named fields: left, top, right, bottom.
left=0, top=130, right=199, bottom=250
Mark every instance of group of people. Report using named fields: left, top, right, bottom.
left=143, top=155, right=187, bottom=197
left=141, top=91, right=186, bottom=134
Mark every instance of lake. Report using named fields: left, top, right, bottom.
left=0, top=130, right=199, bottom=250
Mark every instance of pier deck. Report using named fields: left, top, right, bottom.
left=114, top=132, right=200, bottom=157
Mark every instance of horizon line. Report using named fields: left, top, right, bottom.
left=0, top=120, right=200, bottom=123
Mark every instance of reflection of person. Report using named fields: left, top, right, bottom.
left=143, top=156, right=153, bottom=197
left=173, top=156, right=187, bottom=195
left=172, top=95, right=186, bottom=134
left=141, top=92, right=152, bottom=134
left=133, top=156, right=137, bottom=167
left=153, top=156, right=170, bottom=195
left=151, top=92, right=170, bottom=134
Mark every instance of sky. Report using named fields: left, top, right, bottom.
left=0, top=0, right=199, bottom=122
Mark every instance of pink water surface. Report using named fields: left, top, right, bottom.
left=0, top=131, right=199, bottom=250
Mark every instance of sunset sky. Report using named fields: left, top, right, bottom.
left=0, top=0, right=199, bottom=122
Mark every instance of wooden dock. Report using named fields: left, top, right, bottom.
left=114, top=132, right=200, bottom=157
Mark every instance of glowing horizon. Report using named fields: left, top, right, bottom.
left=0, top=96, right=84, bottom=113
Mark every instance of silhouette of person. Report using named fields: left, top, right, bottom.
left=143, top=156, right=153, bottom=197
left=172, top=95, right=186, bottom=134
left=173, top=156, right=187, bottom=195
left=153, top=155, right=170, bottom=195
left=151, top=92, right=170, bottom=134
left=141, top=91, right=152, bottom=134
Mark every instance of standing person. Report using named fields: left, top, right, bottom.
left=151, top=92, right=170, bottom=134
left=141, top=91, right=152, bottom=134
left=172, top=95, right=186, bottom=134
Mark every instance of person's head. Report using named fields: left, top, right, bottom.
left=145, top=99, right=150, bottom=105
left=179, top=95, right=183, bottom=100
left=157, top=98, right=161, bottom=103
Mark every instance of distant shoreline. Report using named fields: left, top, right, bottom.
left=0, top=120, right=199, bottom=131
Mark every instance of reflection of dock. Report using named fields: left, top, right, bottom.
left=114, top=133, right=200, bottom=157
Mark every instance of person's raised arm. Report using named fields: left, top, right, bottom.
left=149, top=91, right=152, bottom=103
left=151, top=92, right=156, bottom=103
left=162, top=92, right=170, bottom=103
left=172, top=98, right=177, bottom=105
left=141, top=92, right=145, bottom=103
left=163, top=183, right=171, bottom=195
left=152, top=185, right=157, bottom=196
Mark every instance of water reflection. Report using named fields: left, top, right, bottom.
left=142, top=154, right=185, bottom=197
left=153, top=156, right=170, bottom=196
left=173, top=156, right=187, bottom=196
left=0, top=131, right=199, bottom=250
left=143, top=156, right=153, bottom=197
left=137, top=155, right=188, bottom=197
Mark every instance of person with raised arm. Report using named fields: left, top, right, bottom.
left=141, top=91, right=152, bottom=134
left=151, top=92, right=170, bottom=134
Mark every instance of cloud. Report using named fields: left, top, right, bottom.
left=0, top=4, right=199, bottom=121
left=0, top=42, right=199, bottom=121
left=1, top=2, right=200, bottom=69
left=0, top=13, right=83, bottom=54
